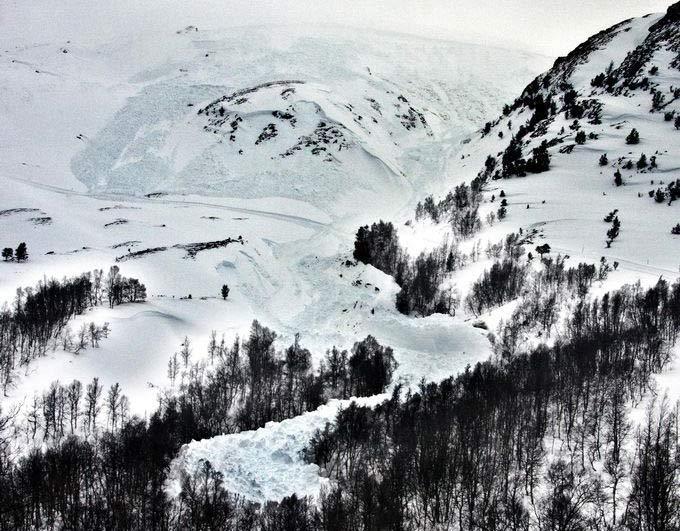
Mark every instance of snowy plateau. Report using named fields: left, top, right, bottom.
left=1, top=1, right=680, bottom=529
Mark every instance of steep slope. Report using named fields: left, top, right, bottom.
left=462, top=3, right=680, bottom=276
left=396, top=2, right=680, bottom=286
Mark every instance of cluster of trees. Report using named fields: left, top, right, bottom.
left=302, top=277, right=680, bottom=530
left=168, top=322, right=397, bottom=433
left=21, top=376, right=125, bottom=444
left=648, top=178, right=680, bottom=206
left=353, top=223, right=462, bottom=317
left=1, top=242, right=27, bottom=262
left=591, top=61, right=617, bottom=89
left=353, top=219, right=537, bottom=319
left=495, top=256, right=612, bottom=352
left=500, top=136, right=527, bottom=178
left=395, top=242, right=460, bottom=316
left=353, top=221, right=403, bottom=278
left=22, top=320, right=391, bottom=447
left=354, top=183, right=485, bottom=317
left=465, top=258, right=527, bottom=316
left=498, top=136, right=552, bottom=178
left=0, top=321, right=397, bottom=529
left=0, top=267, right=144, bottom=393
left=414, top=182, right=482, bottom=238
left=105, top=265, right=147, bottom=308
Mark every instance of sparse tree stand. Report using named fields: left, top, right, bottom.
left=221, top=284, right=230, bottom=300
left=1, top=247, right=12, bottom=261
left=15, top=242, right=28, bottom=262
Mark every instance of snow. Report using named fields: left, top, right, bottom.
left=168, top=394, right=388, bottom=502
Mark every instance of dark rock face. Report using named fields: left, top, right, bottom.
left=667, top=1, right=680, bottom=21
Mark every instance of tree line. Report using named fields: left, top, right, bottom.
left=0, top=266, right=146, bottom=394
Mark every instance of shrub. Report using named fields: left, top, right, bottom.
left=626, top=128, right=640, bottom=145
left=637, top=154, right=647, bottom=169
left=614, top=170, right=623, bottom=187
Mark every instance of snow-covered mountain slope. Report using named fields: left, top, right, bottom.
left=1, top=25, right=548, bottom=217
left=0, top=26, right=546, bottom=422
left=451, top=4, right=680, bottom=279
left=390, top=3, right=680, bottom=293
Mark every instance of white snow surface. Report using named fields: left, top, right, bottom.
left=168, top=394, right=388, bottom=502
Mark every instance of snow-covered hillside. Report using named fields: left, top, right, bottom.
left=0, top=26, right=546, bottom=430
left=456, top=5, right=680, bottom=279
left=2, top=26, right=547, bottom=216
